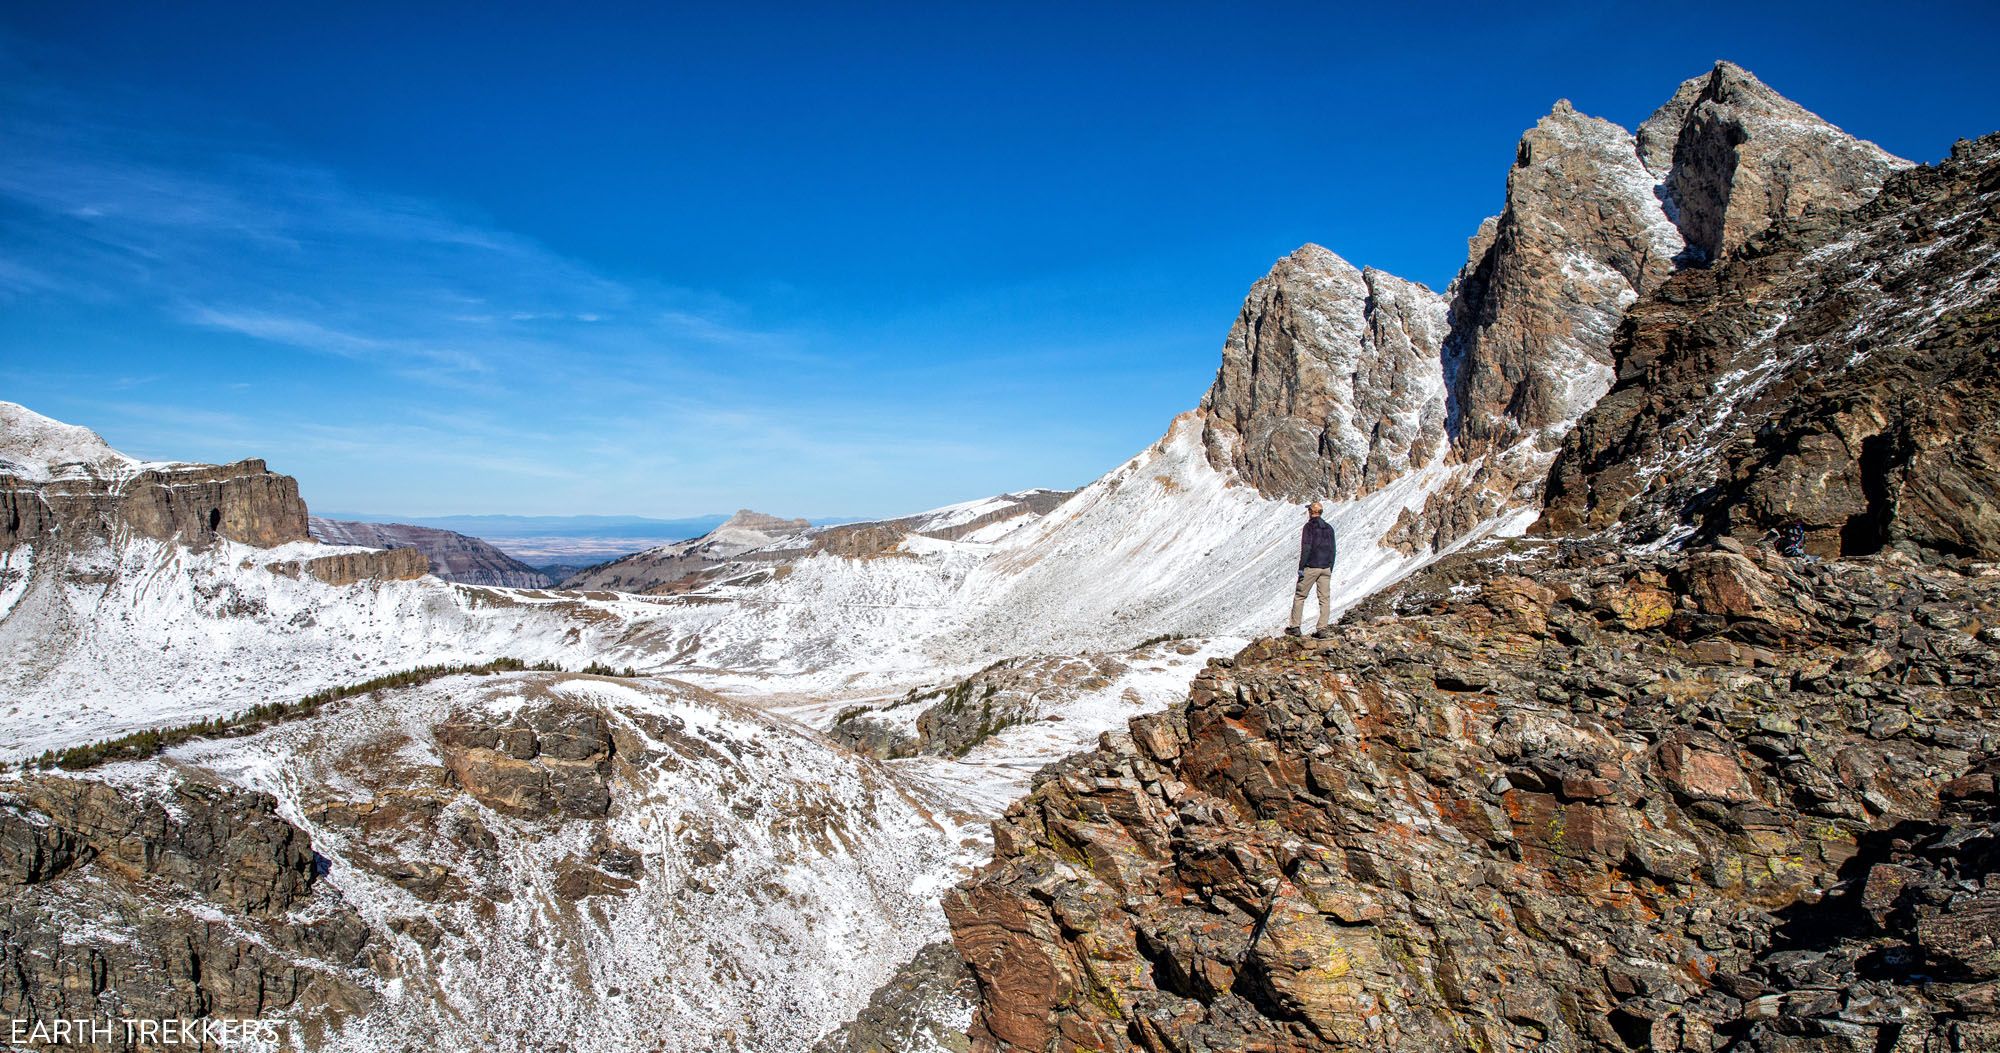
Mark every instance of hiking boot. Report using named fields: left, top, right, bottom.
left=1283, top=626, right=1302, bottom=637
left=1313, top=628, right=1336, bottom=640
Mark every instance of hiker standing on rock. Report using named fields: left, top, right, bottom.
left=1287, top=501, right=1337, bottom=638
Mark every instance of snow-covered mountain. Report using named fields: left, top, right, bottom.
left=310, top=516, right=556, bottom=588
left=0, top=59, right=1924, bottom=1053
left=559, top=509, right=813, bottom=592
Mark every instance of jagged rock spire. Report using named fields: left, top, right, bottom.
left=1641, top=60, right=1908, bottom=262
left=1198, top=245, right=1448, bottom=502
left=1199, top=62, right=1910, bottom=552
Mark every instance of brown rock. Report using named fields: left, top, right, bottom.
left=1658, top=737, right=1757, bottom=803
left=437, top=702, right=616, bottom=820
left=1200, top=246, right=1448, bottom=501
left=1644, top=61, right=1908, bottom=262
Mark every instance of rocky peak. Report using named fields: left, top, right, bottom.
left=1543, top=129, right=2000, bottom=560
left=718, top=508, right=811, bottom=535
left=1199, top=244, right=1449, bottom=502
left=0, top=400, right=137, bottom=482
left=559, top=508, right=810, bottom=592
left=1213, top=63, right=1910, bottom=556
left=2, top=403, right=309, bottom=551
left=1444, top=97, right=1686, bottom=455
left=1643, top=60, right=1909, bottom=263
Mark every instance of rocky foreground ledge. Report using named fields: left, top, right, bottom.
left=946, top=539, right=2000, bottom=1052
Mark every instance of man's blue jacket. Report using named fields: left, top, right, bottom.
left=1299, top=516, right=1336, bottom=571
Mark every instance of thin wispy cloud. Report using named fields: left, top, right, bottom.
left=0, top=70, right=778, bottom=395
left=0, top=45, right=1187, bottom=516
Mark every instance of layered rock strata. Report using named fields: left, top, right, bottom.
left=3, top=458, right=310, bottom=551
left=0, top=777, right=373, bottom=1046
left=310, top=517, right=552, bottom=588
left=948, top=538, right=2000, bottom=1052
left=1543, top=133, right=2000, bottom=560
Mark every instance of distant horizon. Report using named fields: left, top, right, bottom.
left=5, top=2, right=1997, bottom=517
left=315, top=510, right=878, bottom=532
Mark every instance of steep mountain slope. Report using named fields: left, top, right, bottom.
left=946, top=132, right=2000, bottom=1053
left=950, top=539, right=2000, bottom=1052
left=1543, top=133, right=2000, bottom=559
left=310, top=516, right=555, bottom=587
left=1195, top=62, right=1904, bottom=560
left=2, top=672, right=963, bottom=1053
left=560, top=509, right=811, bottom=592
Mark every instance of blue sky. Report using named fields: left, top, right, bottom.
left=3, top=2, right=1996, bottom=519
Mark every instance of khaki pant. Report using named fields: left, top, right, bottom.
left=1291, top=567, right=1331, bottom=630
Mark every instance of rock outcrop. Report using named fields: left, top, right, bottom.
left=814, top=941, right=977, bottom=1053
left=1, top=401, right=311, bottom=551
left=947, top=537, right=2000, bottom=1052
left=1543, top=133, right=2000, bottom=560
left=1198, top=63, right=1907, bottom=556
left=0, top=775, right=373, bottom=1044
left=2, top=458, right=311, bottom=551
left=1641, top=62, right=1908, bottom=263
left=310, top=517, right=553, bottom=588
left=1200, top=247, right=1449, bottom=502
left=265, top=545, right=432, bottom=585
left=1444, top=100, right=1687, bottom=457
left=435, top=699, right=617, bottom=819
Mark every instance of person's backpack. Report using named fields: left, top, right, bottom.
left=1777, top=522, right=1806, bottom=558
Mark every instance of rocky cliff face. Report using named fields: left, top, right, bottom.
left=947, top=77, right=1991, bottom=1053
left=1443, top=100, right=1686, bottom=458
left=1, top=775, right=374, bottom=1046
left=1199, top=63, right=1906, bottom=555
left=2, top=457, right=311, bottom=552
left=265, top=545, right=432, bottom=586
left=311, top=517, right=552, bottom=588
left=1642, top=62, right=1908, bottom=264
left=1200, top=248, right=1449, bottom=502
left=1, top=402, right=311, bottom=551
left=947, top=537, right=2000, bottom=1052
left=1543, top=133, right=2000, bottom=560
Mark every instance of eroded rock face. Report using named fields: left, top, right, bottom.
left=2, top=459, right=311, bottom=552
left=1200, top=247, right=1450, bottom=502
left=1643, top=62, right=1909, bottom=263
left=1445, top=100, right=1687, bottom=457
left=436, top=700, right=617, bottom=819
left=264, top=545, right=432, bottom=586
left=947, top=540, right=2000, bottom=1052
left=1543, top=133, right=2000, bottom=560
left=0, top=776, right=372, bottom=1044
left=1199, top=63, right=1908, bottom=556
left=309, top=517, right=551, bottom=588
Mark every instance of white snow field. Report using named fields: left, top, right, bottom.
left=1, top=408, right=1520, bottom=760
left=100, top=672, right=965, bottom=1053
